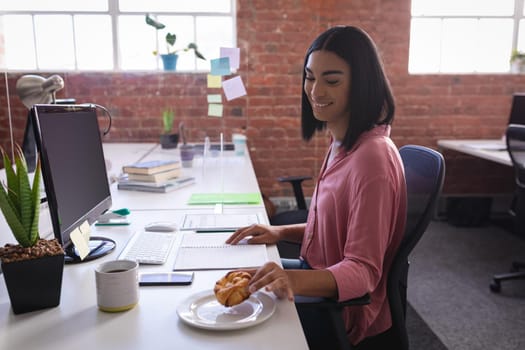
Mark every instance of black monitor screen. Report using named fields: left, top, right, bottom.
left=31, top=104, right=114, bottom=263
left=509, top=93, right=525, bottom=125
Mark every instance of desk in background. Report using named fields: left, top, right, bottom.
left=437, top=139, right=511, bottom=166
left=0, top=143, right=309, bottom=350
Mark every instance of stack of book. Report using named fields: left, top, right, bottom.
left=117, top=160, right=195, bottom=193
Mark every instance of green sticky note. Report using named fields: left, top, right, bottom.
left=188, top=193, right=262, bottom=205
left=208, top=103, right=223, bottom=117
left=207, top=94, right=222, bottom=103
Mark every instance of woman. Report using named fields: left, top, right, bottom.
left=226, top=26, right=407, bottom=347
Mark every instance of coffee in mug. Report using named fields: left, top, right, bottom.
left=95, top=259, right=139, bottom=312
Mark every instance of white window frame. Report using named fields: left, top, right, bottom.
left=0, top=1, right=236, bottom=72
left=409, top=0, right=525, bottom=74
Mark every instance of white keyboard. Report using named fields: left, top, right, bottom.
left=119, top=230, right=177, bottom=265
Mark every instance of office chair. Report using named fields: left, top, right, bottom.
left=270, top=175, right=312, bottom=259
left=294, top=145, right=445, bottom=350
left=490, top=124, right=525, bottom=293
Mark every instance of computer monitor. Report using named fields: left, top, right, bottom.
left=31, top=104, right=115, bottom=263
left=508, top=93, right=525, bottom=125
left=22, top=99, right=76, bottom=173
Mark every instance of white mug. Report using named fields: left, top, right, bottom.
left=95, top=259, right=139, bottom=312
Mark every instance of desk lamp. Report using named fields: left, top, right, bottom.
left=16, top=74, right=64, bottom=171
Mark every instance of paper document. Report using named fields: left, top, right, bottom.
left=172, top=233, right=268, bottom=271
left=181, top=213, right=263, bottom=232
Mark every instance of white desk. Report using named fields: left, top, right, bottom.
left=110, top=145, right=264, bottom=210
left=0, top=144, right=309, bottom=350
left=437, top=139, right=511, bottom=166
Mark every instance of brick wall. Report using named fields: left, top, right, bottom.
left=0, top=0, right=522, bottom=198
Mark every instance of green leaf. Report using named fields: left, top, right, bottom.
left=0, top=182, right=30, bottom=247
left=2, top=147, right=20, bottom=215
left=166, top=33, right=176, bottom=47
left=194, top=49, right=206, bottom=60
left=145, top=14, right=165, bottom=30
left=187, top=43, right=206, bottom=60
left=29, top=157, right=41, bottom=245
left=15, top=147, right=32, bottom=242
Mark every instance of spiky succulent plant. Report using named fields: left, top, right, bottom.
left=0, top=145, right=41, bottom=247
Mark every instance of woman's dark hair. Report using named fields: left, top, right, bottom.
left=301, top=26, right=395, bottom=151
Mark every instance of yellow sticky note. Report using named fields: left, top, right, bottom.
left=208, top=103, right=223, bottom=117
left=70, top=221, right=91, bottom=260
left=207, top=74, right=222, bottom=88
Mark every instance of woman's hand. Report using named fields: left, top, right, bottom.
left=247, top=262, right=294, bottom=301
left=225, top=224, right=282, bottom=245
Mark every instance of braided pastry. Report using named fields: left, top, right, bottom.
left=214, top=271, right=252, bottom=307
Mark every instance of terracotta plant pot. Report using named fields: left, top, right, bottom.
left=2, top=254, right=65, bottom=314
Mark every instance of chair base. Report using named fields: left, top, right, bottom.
left=490, top=260, right=525, bottom=293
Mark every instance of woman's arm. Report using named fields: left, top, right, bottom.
left=247, top=262, right=338, bottom=301
left=226, top=223, right=306, bottom=245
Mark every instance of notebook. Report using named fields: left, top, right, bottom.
left=180, top=212, right=264, bottom=232
left=172, top=232, right=268, bottom=271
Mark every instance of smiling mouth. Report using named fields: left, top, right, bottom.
left=312, top=102, right=332, bottom=108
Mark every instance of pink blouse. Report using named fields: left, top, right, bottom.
left=300, top=124, right=407, bottom=345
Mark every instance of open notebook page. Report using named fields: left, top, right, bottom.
left=172, top=232, right=268, bottom=271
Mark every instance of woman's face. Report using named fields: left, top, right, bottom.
left=304, top=50, right=351, bottom=140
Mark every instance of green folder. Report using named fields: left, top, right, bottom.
left=188, top=193, right=262, bottom=205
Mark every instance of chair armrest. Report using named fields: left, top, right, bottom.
left=294, top=293, right=370, bottom=308
left=277, top=175, right=313, bottom=210
left=277, top=175, right=313, bottom=183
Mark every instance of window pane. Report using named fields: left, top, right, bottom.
left=412, top=0, right=513, bottom=16
left=119, top=0, right=231, bottom=13
left=441, top=19, right=477, bottom=72
left=119, top=15, right=157, bottom=70
left=0, top=0, right=107, bottom=11
left=3, top=15, right=37, bottom=69
left=75, top=15, right=113, bottom=70
left=518, top=20, right=525, bottom=52
left=476, top=19, right=513, bottom=72
left=195, top=16, right=234, bottom=71
left=408, top=19, right=442, bottom=73
left=34, top=15, right=75, bottom=70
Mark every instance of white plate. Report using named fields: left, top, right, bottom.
left=177, top=289, right=276, bottom=330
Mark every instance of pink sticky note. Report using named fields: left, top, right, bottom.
left=222, top=76, right=247, bottom=101
left=220, top=47, right=240, bottom=70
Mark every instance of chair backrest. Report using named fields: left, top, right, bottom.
left=388, top=145, right=445, bottom=349
left=506, top=124, right=525, bottom=188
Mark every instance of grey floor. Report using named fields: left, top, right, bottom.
left=408, top=220, right=525, bottom=350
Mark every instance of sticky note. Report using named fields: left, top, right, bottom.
left=220, top=47, right=240, bottom=70
left=208, top=103, right=224, bottom=117
left=70, top=220, right=91, bottom=260
left=207, top=74, right=222, bottom=88
left=210, top=57, right=231, bottom=76
left=207, top=94, right=222, bottom=103
left=222, top=76, right=247, bottom=101
left=188, top=192, right=262, bottom=205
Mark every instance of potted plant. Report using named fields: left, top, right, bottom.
left=146, top=14, right=206, bottom=71
left=0, top=145, right=65, bottom=314
left=510, top=49, right=525, bottom=73
left=160, top=108, right=179, bottom=149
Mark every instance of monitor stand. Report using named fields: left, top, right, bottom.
left=64, top=236, right=116, bottom=264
